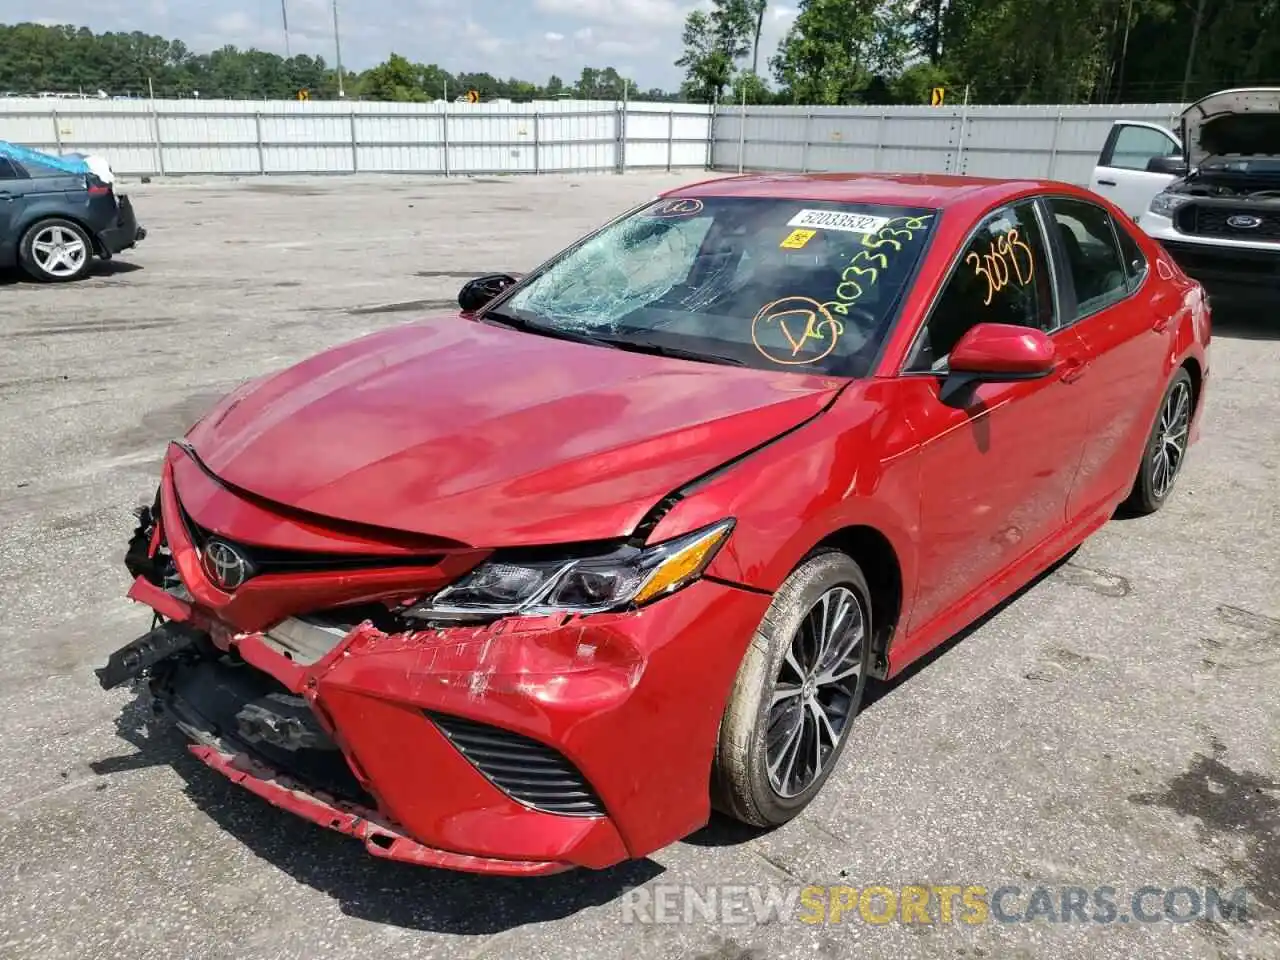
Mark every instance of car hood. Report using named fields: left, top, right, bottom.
left=1181, top=88, right=1280, bottom=166
left=185, top=316, right=844, bottom=547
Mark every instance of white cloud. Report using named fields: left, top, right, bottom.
left=534, top=0, right=693, bottom=28
left=545, top=31, right=565, bottom=41
left=212, top=11, right=254, bottom=34
left=596, top=39, right=656, bottom=57
left=461, top=19, right=505, bottom=55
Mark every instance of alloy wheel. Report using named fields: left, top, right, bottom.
left=1151, top=379, right=1191, bottom=500
left=31, top=225, right=88, bottom=278
left=766, top=585, right=865, bottom=799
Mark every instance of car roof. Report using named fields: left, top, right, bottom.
left=665, top=172, right=1064, bottom=214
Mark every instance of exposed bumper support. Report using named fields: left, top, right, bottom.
left=95, top=620, right=203, bottom=689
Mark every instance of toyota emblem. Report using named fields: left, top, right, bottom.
left=1226, top=214, right=1262, bottom=230
left=202, top=539, right=252, bottom=590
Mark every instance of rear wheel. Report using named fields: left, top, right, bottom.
left=712, top=550, right=872, bottom=827
left=1124, top=368, right=1194, bottom=516
left=19, top=218, right=93, bottom=282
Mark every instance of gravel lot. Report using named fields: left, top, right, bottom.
left=0, top=172, right=1276, bottom=960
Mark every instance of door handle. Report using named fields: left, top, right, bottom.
left=1152, top=313, right=1176, bottom=333
left=1095, top=178, right=1117, bottom=187
left=1059, top=357, right=1090, bottom=383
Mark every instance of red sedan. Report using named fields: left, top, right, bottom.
left=97, top=173, right=1210, bottom=876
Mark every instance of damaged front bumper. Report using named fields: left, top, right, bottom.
left=97, top=448, right=772, bottom=874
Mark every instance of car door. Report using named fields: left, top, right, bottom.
left=1091, top=122, right=1183, bottom=219
left=1041, top=196, right=1177, bottom=519
left=0, top=156, right=31, bottom=261
left=899, top=199, right=1094, bottom=634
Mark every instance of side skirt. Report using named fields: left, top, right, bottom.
left=883, top=496, right=1121, bottom=679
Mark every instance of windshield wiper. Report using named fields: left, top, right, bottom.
left=481, top=309, right=618, bottom=348
left=484, top=310, right=745, bottom=366
left=591, top=336, right=747, bottom=367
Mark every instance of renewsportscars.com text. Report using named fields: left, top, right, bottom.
left=619, top=883, right=1252, bottom=926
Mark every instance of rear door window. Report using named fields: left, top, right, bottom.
left=1114, top=221, right=1149, bottom=293
left=21, top=158, right=74, bottom=178
left=1046, top=198, right=1131, bottom=319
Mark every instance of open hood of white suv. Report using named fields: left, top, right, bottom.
left=1181, top=88, right=1280, bottom=167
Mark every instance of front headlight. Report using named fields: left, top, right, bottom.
left=409, top=519, right=735, bottom=621
left=1149, top=191, right=1191, bottom=219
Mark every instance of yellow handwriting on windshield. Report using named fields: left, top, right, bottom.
left=966, top=228, right=1035, bottom=305
left=752, top=297, right=845, bottom=365
left=823, top=215, right=934, bottom=316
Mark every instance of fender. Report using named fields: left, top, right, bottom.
left=644, top=379, right=921, bottom=600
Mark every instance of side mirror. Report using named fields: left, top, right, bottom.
left=1146, top=155, right=1188, bottom=177
left=458, top=273, right=520, bottom=313
left=940, top=323, right=1056, bottom=407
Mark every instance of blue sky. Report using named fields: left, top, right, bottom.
left=4, top=0, right=800, bottom=90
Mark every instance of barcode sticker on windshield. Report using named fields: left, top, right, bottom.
left=787, top=209, right=892, bottom=234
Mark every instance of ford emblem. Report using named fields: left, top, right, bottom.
left=1226, top=214, right=1262, bottom=229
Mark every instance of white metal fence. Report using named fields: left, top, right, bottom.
left=710, top=103, right=1188, bottom=186
left=0, top=98, right=713, bottom=176
left=2, top=97, right=1191, bottom=184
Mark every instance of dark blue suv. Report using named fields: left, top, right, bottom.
left=0, top=147, right=146, bottom=282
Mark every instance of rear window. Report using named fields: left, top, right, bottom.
left=503, top=196, right=938, bottom=377
left=20, top=157, right=75, bottom=178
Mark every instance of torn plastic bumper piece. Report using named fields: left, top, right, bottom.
left=95, top=620, right=204, bottom=690
left=189, top=745, right=575, bottom=876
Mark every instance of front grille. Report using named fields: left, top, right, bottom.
left=1177, top=204, right=1280, bottom=241
left=160, top=655, right=378, bottom=809
left=427, top=712, right=605, bottom=817
left=178, top=509, right=443, bottom=577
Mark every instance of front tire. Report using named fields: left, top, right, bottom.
left=1124, top=368, right=1194, bottom=516
left=19, top=218, right=94, bottom=282
left=712, top=550, right=873, bottom=827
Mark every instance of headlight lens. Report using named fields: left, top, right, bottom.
left=412, top=519, right=735, bottom=620
left=1149, top=191, right=1191, bottom=219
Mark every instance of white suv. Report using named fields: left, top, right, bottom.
left=1091, top=87, right=1280, bottom=307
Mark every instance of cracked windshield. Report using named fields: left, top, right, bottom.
left=497, top=196, right=938, bottom=377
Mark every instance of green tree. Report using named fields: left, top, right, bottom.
left=456, top=71, right=501, bottom=98
left=748, top=0, right=769, bottom=75
left=676, top=1, right=756, bottom=102
left=910, top=0, right=947, bottom=64
left=358, top=52, right=426, bottom=100
left=730, top=69, right=769, bottom=104
left=599, top=66, right=624, bottom=99
left=575, top=66, right=601, bottom=98
left=417, top=63, right=454, bottom=100
left=771, top=0, right=910, bottom=104
left=890, top=61, right=952, bottom=105
left=938, top=0, right=1115, bottom=103
left=0, top=22, right=668, bottom=102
